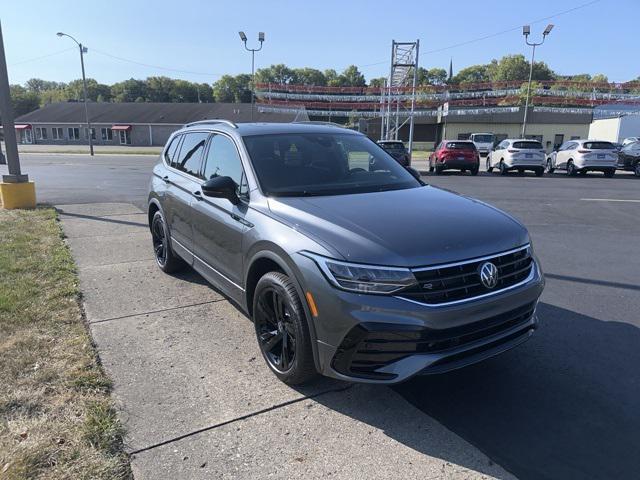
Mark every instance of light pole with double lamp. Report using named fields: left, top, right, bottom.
left=239, top=31, right=265, bottom=121
left=57, top=32, right=94, bottom=155
left=521, top=23, right=553, bottom=138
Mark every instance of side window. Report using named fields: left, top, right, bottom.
left=164, top=135, right=182, bottom=167
left=175, top=132, right=208, bottom=177
left=203, top=134, right=248, bottom=196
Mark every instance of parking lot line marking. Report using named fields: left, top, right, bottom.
left=580, top=198, right=640, bottom=203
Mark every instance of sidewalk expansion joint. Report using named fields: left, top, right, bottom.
left=89, top=299, right=227, bottom=325
left=128, top=384, right=353, bottom=456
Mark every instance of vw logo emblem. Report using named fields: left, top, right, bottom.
left=479, top=262, right=499, bottom=289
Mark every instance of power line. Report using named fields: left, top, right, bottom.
left=90, top=48, right=225, bottom=78
left=357, top=0, right=601, bottom=70
left=9, top=47, right=75, bottom=66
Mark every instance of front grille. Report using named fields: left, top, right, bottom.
left=398, top=246, right=533, bottom=305
left=332, top=302, right=536, bottom=380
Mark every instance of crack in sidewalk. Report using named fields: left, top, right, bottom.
left=89, top=299, right=227, bottom=325
left=128, top=384, right=353, bottom=456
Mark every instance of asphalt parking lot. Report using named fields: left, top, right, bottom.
left=4, top=153, right=639, bottom=479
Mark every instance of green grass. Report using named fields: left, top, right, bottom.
left=0, top=208, right=131, bottom=479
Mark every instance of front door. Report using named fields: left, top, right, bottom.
left=119, top=129, right=131, bottom=145
left=192, top=133, right=248, bottom=297
left=21, top=129, right=33, bottom=144
left=165, top=131, right=208, bottom=257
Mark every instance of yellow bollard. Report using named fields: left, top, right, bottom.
left=0, top=181, right=37, bottom=209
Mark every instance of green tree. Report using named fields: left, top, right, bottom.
left=369, top=77, right=386, bottom=88
left=293, top=68, right=326, bottom=86
left=491, top=54, right=554, bottom=82
left=10, top=85, right=40, bottom=116
left=25, top=78, right=65, bottom=93
left=212, top=74, right=251, bottom=103
left=451, top=64, right=492, bottom=84
left=255, top=64, right=297, bottom=84
left=416, top=67, right=448, bottom=85
left=324, top=69, right=339, bottom=86
left=146, top=76, right=175, bottom=102
left=338, top=65, right=366, bottom=86
left=64, top=78, right=111, bottom=102
left=111, top=79, right=148, bottom=102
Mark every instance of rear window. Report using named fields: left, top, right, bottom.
left=446, top=142, right=476, bottom=150
left=583, top=141, right=615, bottom=150
left=379, top=142, right=406, bottom=152
left=512, top=141, right=543, bottom=149
left=472, top=135, right=493, bottom=143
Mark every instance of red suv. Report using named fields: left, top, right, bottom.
left=429, top=140, right=480, bottom=175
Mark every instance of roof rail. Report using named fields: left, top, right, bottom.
left=291, top=120, right=345, bottom=128
left=184, top=119, right=238, bottom=129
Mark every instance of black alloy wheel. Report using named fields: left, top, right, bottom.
left=567, top=161, right=578, bottom=176
left=150, top=210, right=183, bottom=273
left=253, top=272, right=317, bottom=385
left=499, top=161, right=508, bottom=175
left=635, top=163, right=640, bottom=177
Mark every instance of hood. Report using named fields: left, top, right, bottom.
left=267, top=185, right=529, bottom=267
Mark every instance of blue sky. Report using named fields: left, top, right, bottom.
left=2, top=0, right=638, bottom=86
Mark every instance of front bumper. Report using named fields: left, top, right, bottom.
left=296, top=253, right=544, bottom=384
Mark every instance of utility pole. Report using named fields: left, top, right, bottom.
left=239, top=31, right=265, bottom=122
left=0, top=20, right=35, bottom=209
left=0, top=21, right=27, bottom=183
left=521, top=24, right=553, bottom=138
left=57, top=32, right=94, bottom=155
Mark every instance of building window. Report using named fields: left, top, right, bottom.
left=84, top=127, right=96, bottom=140
left=52, top=127, right=64, bottom=140
left=35, top=127, right=48, bottom=140
left=68, top=127, right=80, bottom=140
left=101, top=128, right=113, bottom=141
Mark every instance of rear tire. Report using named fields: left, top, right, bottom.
left=253, top=272, right=318, bottom=385
left=428, top=159, right=434, bottom=173
left=604, top=168, right=615, bottom=178
left=470, top=166, right=479, bottom=176
left=434, top=164, right=443, bottom=175
left=151, top=211, right=184, bottom=273
left=546, top=159, right=555, bottom=174
left=535, top=168, right=544, bottom=177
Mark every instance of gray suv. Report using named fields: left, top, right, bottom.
left=148, top=121, right=544, bottom=385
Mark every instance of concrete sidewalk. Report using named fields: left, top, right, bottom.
left=58, top=202, right=514, bottom=480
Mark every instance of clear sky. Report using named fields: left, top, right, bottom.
left=2, top=0, right=638, bottom=86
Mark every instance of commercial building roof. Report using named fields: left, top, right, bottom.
left=15, top=102, right=297, bottom=125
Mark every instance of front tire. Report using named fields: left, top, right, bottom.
left=535, top=168, right=544, bottom=177
left=567, top=161, right=578, bottom=177
left=253, top=272, right=317, bottom=385
left=486, top=157, right=493, bottom=173
left=151, top=210, right=184, bottom=273
left=546, top=159, right=555, bottom=174
left=635, top=163, right=640, bottom=177
left=499, top=160, right=508, bottom=176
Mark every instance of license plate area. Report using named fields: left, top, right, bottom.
left=597, top=154, right=605, bottom=159
left=525, top=153, right=533, bottom=159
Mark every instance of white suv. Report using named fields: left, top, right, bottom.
left=547, top=139, right=618, bottom=177
left=487, top=139, right=546, bottom=176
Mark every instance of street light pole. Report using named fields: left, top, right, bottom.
left=239, top=31, right=264, bottom=122
left=57, top=32, right=94, bottom=156
left=521, top=24, right=553, bottom=139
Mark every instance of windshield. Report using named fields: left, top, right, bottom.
left=243, top=133, right=421, bottom=197
left=472, top=134, right=493, bottom=143
left=379, top=142, right=406, bottom=152
left=446, top=142, right=476, bottom=150
left=583, top=141, right=615, bottom=150
left=513, top=141, right=543, bottom=150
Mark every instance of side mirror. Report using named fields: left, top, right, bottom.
left=405, top=166, right=421, bottom=181
left=201, top=176, right=239, bottom=204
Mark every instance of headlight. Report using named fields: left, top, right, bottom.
left=302, top=252, right=417, bottom=294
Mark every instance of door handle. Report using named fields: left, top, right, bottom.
left=162, top=175, right=170, bottom=184
left=193, top=191, right=203, bottom=200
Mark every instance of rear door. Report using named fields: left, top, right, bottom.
left=191, top=133, right=249, bottom=297
left=166, top=131, right=209, bottom=258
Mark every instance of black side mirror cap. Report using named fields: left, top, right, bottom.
left=201, top=176, right=240, bottom=204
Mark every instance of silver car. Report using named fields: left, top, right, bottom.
left=148, top=121, right=544, bottom=385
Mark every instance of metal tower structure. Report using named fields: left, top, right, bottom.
left=380, top=39, right=419, bottom=153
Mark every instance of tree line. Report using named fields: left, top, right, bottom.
left=9, top=54, right=633, bottom=117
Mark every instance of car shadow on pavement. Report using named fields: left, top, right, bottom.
left=389, top=303, right=640, bottom=480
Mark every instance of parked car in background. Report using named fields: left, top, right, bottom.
left=617, top=141, right=640, bottom=177
left=148, top=121, right=544, bottom=385
left=377, top=140, right=411, bottom=166
left=622, top=137, right=640, bottom=146
left=487, top=139, right=545, bottom=176
left=429, top=140, right=480, bottom=175
left=469, top=133, right=495, bottom=157
left=547, top=139, right=618, bottom=177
